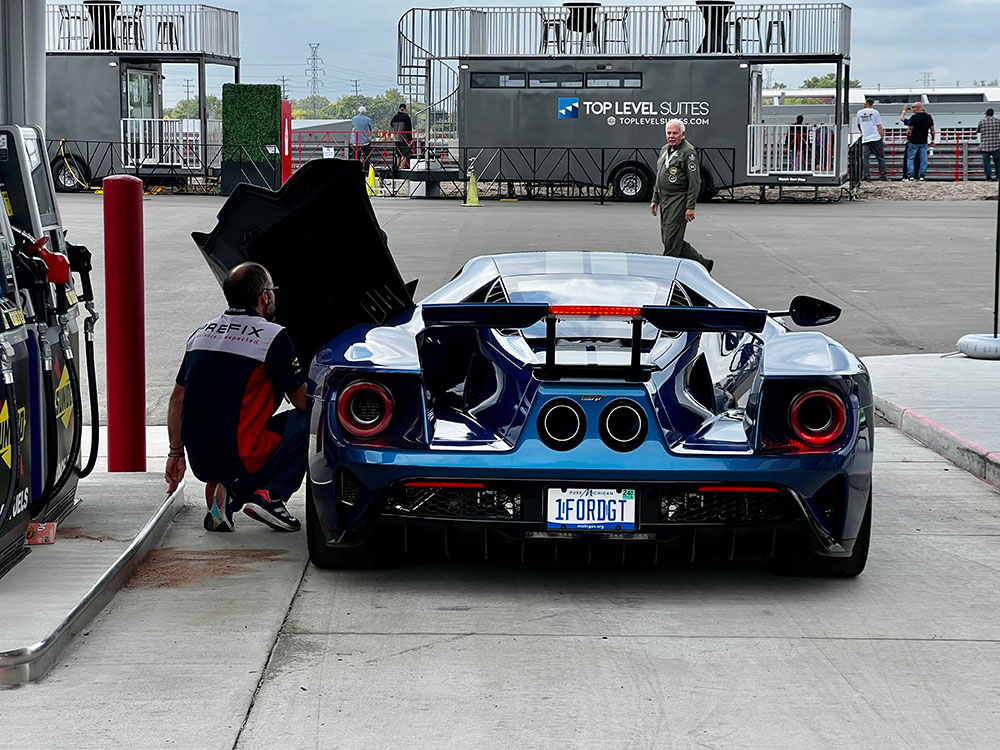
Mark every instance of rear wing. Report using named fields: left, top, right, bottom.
left=421, top=303, right=767, bottom=381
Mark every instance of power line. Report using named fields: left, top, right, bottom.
left=305, top=43, right=325, bottom=117
left=352, top=79, right=361, bottom=96
left=277, top=75, right=290, bottom=99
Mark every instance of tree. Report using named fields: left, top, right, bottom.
left=772, top=81, right=787, bottom=90
left=169, top=95, right=222, bottom=119
left=801, top=73, right=862, bottom=89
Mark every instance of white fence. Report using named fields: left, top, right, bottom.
left=47, top=4, right=239, bottom=57
left=120, top=118, right=222, bottom=169
left=747, top=123, right=846, bottom=176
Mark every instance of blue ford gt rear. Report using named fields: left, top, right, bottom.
left=306, top=252, right=873, bottom=576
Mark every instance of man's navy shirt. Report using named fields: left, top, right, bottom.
left=176, top=308, right=305, bottom=481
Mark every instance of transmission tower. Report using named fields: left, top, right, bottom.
left=184, top=78, right=193, bottom=101
left=764, top=68, right=774, bottom=88
left=305, top=43, right=325, bottom=117
left=918, top=71, right=935, bottom=87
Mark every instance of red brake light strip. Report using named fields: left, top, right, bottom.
left=548, top=305, right=642, bottom=318
left=404, top=481, right=486, bottom=489
left=698, top=486, right=780, bottom=493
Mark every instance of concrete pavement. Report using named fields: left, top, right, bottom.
left=4, top=429, right=1000, bottom=748
left=867, top=353, right=1000, bottom=489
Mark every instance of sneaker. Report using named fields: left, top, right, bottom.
left=203, top=481, right=236, bottom=532
left=906, top=177, right=915, bottom=181
left=918, top=177, right=925, bottom=181
left=243, top=490, right=301, bottom=532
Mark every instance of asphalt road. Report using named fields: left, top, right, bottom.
left=54, top=194, right=999, bottom=425
left=3, top=429, right=1000, bottom=749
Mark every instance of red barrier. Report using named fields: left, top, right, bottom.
left=281, top=100, right=292, bottom=184
left=103, top=175, right=146, bottom=471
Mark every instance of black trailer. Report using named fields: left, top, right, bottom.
left=398, top=3, right=853, bottom=199
left=42, top=2, right=240, bottom=191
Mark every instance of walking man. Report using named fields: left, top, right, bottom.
left=650, top=119, right=713, bottom=272
left=976, top=108, right=1000, bottom=181
left=165, top=262, right=307, bottom=533
left=905, top=102, right=935, bottom=181
left=856, top=97, right=887, bottom=180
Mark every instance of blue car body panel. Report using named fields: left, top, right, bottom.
left=307, top=252, right=873, bottom=559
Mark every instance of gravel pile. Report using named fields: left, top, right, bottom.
left=856, top=180, right=998, bottom=201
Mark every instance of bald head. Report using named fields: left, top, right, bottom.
left=223, top=262, right=272, bottom=309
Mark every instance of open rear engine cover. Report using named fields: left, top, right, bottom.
left=192, top=158, right=414, bottom=365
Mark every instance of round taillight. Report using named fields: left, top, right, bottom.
left=789, top=389, right=847, bottom=447
left=337, top=381, right=393, bottom=438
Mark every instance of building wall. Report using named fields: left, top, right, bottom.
left=45, top=55, right=124, bottom=143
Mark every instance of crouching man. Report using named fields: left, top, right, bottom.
left=165, top=262, right=307, bottom=533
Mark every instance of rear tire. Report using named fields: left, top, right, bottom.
left=52, top=157, right=88, bottom=193
left=611, top=164, right=652, bottom=202
left=306, top=479, right=399, bottom=570
left=769, top=491, right=871, bottom=577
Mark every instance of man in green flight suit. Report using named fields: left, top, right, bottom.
left=650, top=119, right=714, bottom=272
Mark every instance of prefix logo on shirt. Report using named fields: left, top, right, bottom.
left=558, top=97, right=579, bottom=119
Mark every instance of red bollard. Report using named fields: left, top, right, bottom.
left=103, top=175, right=146, bottom=471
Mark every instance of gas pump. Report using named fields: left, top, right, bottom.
left=0, top=124, right=98, bottom=526
left=0, top=198, right=34, bottom=579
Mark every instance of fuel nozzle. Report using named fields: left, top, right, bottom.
left=65, top=240, right=99, bottom=342
left=65, top=241, right=95, bottom=303
left=13, top=252, right=51, bottom=326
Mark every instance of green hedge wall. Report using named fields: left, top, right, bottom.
left=221, top=83, right=281, bottom=161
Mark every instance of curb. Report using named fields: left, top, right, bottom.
left=0, top=482, right=187, bottom=687
left=874, top=396, right=1000, bottom=490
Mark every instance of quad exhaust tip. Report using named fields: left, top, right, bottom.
left=538, top=399, right=586, bottom=451
left=599, top=399, right=648, bottom=452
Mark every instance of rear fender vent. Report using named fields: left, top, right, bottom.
left=337, top=467, right=365, bottom=507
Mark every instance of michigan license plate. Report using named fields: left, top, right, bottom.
left=546, top=488, right=636, bottom=531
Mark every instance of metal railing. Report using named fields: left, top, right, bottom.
left=46, top=3, right=239, bottom=57
left=49, top=139, right=276, bottom=193
left=121, top=118, right=222, bottom=169
left=398, top=4, right=850, bottom=61
left=747, top=123, right=846, bottom=176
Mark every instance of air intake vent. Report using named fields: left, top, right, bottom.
left=337, top=468, right=365, bottom=507
left=485, top=279, right=509, bottom=304
left=668, top=282, right=692, bottom=307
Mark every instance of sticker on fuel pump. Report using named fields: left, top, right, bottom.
left=0, top=133, right=7, bottom=161
left=1, top=191, right=12, bottom=217
left=67, top=290, right=79, bottom=306
left=0, top=400, right=10, bottom=468
left=55, top=365, right=74, bottom=428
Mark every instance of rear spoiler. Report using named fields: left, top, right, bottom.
left=421, top=304, right=767, bottom=381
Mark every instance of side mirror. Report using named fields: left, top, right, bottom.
left=787, top=295, right=841, bottom=327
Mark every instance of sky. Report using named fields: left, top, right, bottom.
left=137, top=0, right=1000, bottom=106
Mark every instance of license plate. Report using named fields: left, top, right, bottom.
left=546, top=488, right=636, bottom=531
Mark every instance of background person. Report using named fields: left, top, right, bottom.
left=649, top=119, right=713, bottom=272
left=905, top=102, right=935, bottom=181
left=856, top=97, right=887, bottom=180
left=165, top=262, right=307, bottom=533
left=976, top=108, right=1000, bottom=181
left=351, top=105, right=374, bottom=166
left=390, top=103, right=413, bottom=170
